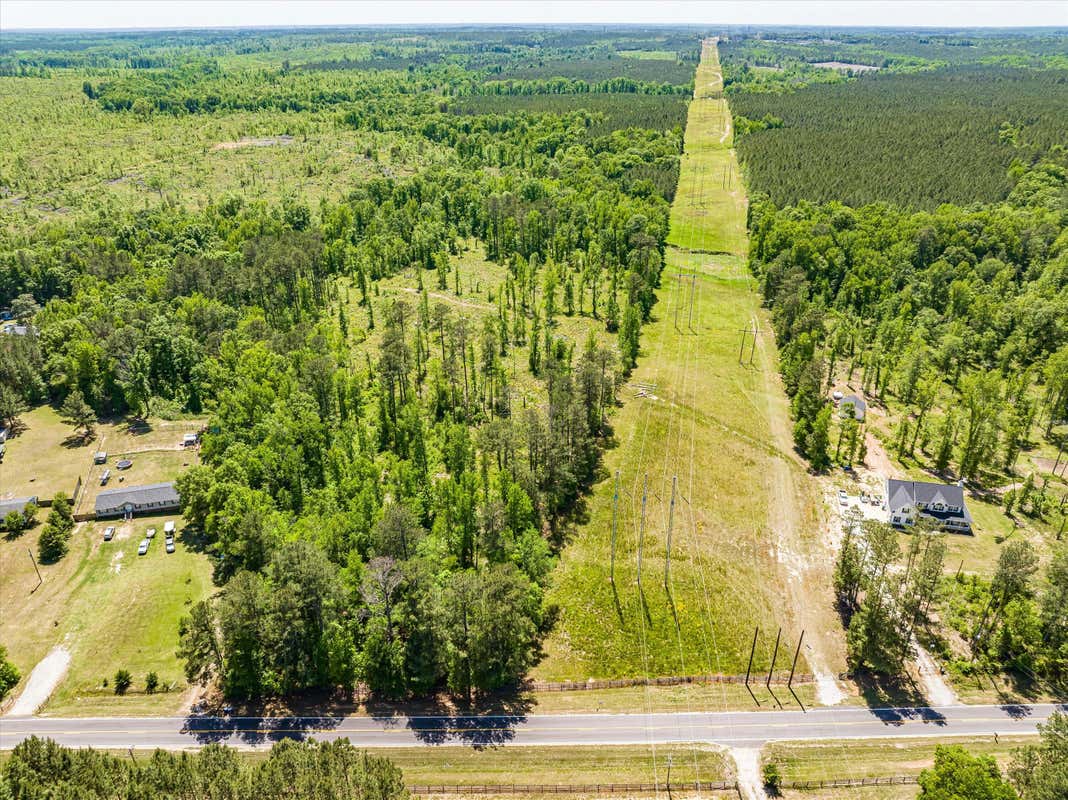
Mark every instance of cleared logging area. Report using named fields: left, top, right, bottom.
left=538, top=40, right=820, bottom=684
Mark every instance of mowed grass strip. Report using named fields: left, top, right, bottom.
left=763, top=736, right=1030, bottom=783
left=539, top=42, right=804, bottom=682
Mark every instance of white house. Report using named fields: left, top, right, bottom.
left=886, top=478, right=972, bottom=533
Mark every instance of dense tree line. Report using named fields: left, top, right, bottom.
left=491, top=56, right=696, bottom=86
left=1, top=31, right=676, bottom=704
left=732, top=66, right=1068, bottom=208
left=748, top=162, right=1067, bottom=485
left=1, top=737, right=407, bottom=800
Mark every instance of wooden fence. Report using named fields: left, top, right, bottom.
left=525, top=672, right=829, bottom=691
left=410, top=775, right=919, bottom=795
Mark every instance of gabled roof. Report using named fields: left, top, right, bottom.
left=0, top=496, right=38, bottom=517
left=95, top=482, right=180, bottom=514
left=886, top=479, right=972, bottom=522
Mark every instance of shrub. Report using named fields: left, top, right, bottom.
left=0, top=644, right=21, bottom=700
left=114, top=669, right=132, bottom=695
left=145, top=672, right=159, bottom=693
left=763, top=761, right=783, bottom=793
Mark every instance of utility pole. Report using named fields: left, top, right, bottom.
left=743, top=628, right=760, bottom=700
left=766, top=627, right=782, bottom=690
left=738, top=327, right=749, bottom=364
left=664, top=475, right=677, bottom=588
left=27, top=548, right=42, bottom=592
left=788, top=630, right=805, bottom=689
left=748, top=320, right=758, bottom=366
left=687, top=274, right=696, bottom=331
left=637, top=473, right=648, bottom=592
left=610, top=471, right=620, bottom=584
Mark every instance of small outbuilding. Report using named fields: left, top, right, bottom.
left=840, top=394, right=867, bottom=422
left=95, top=482, right=181, bottom=519
left=94, top=451, right=107, bottom=464
left=182, top=433, right=199, bottom=447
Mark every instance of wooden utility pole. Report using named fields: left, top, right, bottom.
left=687, top=274, right=696, bottom=331
left=610, top=471, right=620, bottom=584
left=738, top=327, right=749, bottom=364
left=745, top=627, right=758, bottom=688
left=788, top=630, right=805, bottom=689
left=664, top=475, right=677, bottom=588
left=748, top=320, right=758, bottom=366
left=766, top=627, right=782, bottom=689
left=637, top=474, right=648, bottom=592
left=27, top=548, right=42, bottom=592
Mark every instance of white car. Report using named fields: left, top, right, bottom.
left=838, top=490, right=849, bottom=506
left=164, top=520, right=175, bottom=535
left=146, top=527, right=156, bottom=539
left=103, top=526, right=115, bottom=541
left=137, top=539, right=149, bottom=556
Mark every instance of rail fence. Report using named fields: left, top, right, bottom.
left=525, top=671, right=838, bottom=691
left=411, top=775, right=919, bottom=795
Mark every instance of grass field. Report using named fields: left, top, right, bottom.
left=0, top=405, right=203, bottom=509
left=764, top=735, right=1028, bottom=783
left=1, top=513, right=214, bottom=716
left=537, top=40, right=841, bottom=687
left=0, top=74, right=446, bottom=232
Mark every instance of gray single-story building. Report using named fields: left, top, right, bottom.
left=0, top=495, right=38, bottom=520
left=886, top=478, right=972, bottom=533
left=95, top=482, right=181, bottom=519
left=840, top=394, right=867, bottom=422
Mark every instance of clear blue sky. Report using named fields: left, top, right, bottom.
left=2, top=1, right=1065, bottom=31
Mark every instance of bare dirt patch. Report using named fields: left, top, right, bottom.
left=211, top=135, right=295, bottom=151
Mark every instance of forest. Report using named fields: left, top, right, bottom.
left=1, top=736, right=407, bottom=799
left=735, top=28, right=1068, bottom=688
left=0, top=26, right=691, bottom=703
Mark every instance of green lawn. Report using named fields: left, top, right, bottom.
left=1, top=514, right=214, bottom=716
left=764, top=736, right=1029, bottom=783
left=618, top=49, right=679, bottom=60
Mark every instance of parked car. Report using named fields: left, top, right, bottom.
left=838, top=490, right=848, bottom=506
left=103, top=526, right=115, bottom=541
left=100, top=468, right=111, bottom=486
left=166, top=540, right=175, bottom=554
left=137, top=539, right=149, bottom=556
left=146, top=527, right=156, bottom=539
left=164, top=520, right=175, bottom=535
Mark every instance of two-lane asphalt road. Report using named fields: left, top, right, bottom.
left=1, top=703, right=1062, bottom=750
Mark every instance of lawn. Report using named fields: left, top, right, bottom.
left=537, top=41, right=839, bottom=683
left=0, top=405, right=203, bottom=511
left=0, top=405, right=87, bottom=502
left=0, top=514, right=215, bottom=716
left=764, top=736, right=1030, bottom=784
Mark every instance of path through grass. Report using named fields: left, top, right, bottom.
left=539, top=40, right=833, bottom=690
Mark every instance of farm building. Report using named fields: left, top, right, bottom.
left=0, top=495, right=38, bottom=520
left=95, top=482, right=181, bottom=519
left=885, top=479, right=972, bottom=533
left=839, top=394, right=867, bottom=421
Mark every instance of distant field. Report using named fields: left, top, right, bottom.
left=0, top=513, right=213, bottom=716
left=618, top=49, right=680, bottom=60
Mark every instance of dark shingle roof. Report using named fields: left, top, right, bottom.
left=887, top=479, right=972, bottom=523
left=841, top=394, right=867, bottom=419
left=95, top=482, right=180, bottom=515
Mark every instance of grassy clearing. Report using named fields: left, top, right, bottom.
left=0, top=405, right=203, bottom=508
left=0, top=74, right=448, bottom=232
left=537, top=41, right=835, bottom=683
left=528, top=681, right=819, bottom=714
left=618, top=49, right=680, bottom=60
left=764, top=736, right=1029, bottom=783
left=1, top=514, right=214, bottom=716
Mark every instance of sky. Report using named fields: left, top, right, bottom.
left=2, top=0, right=1065, bottom=32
